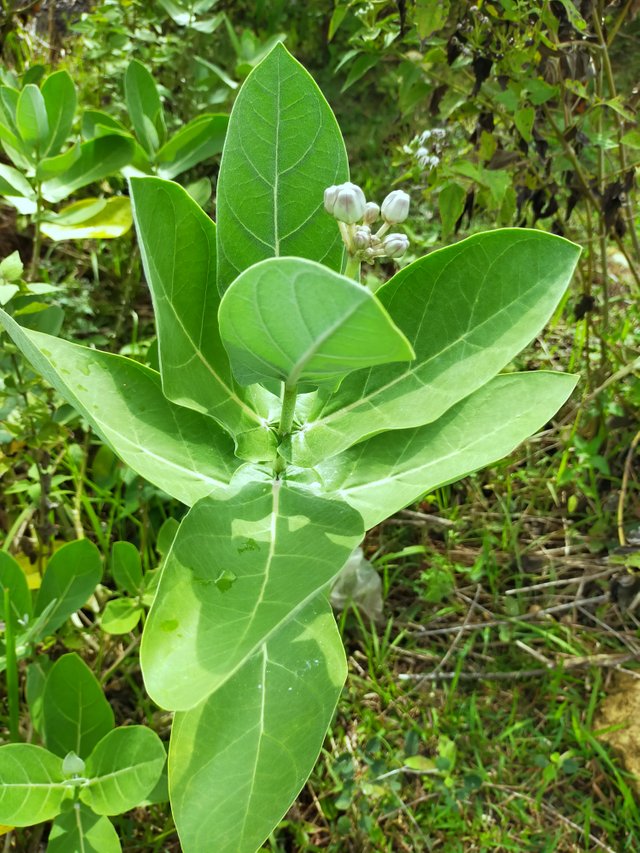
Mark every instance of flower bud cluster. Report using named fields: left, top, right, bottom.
left=324, top=182, right=411, bottom=263
left=403, top=127, right=447, bottom=172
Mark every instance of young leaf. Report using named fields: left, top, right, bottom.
left=0, top=744, right=67, bottom=825
left=40, top=197, right=133, bottom=241
left=16, top=83, right=49, bottom=150
left=284, top=229, right=581, bottom=466
left=0, top=162, right=35, bottom=199
left=42, top=653, right=114, bottom=758
left=48, top=801, right=121, bottom=853
left=110, top=541, right=142, bottom=594
left=101, top=598, right=143, bottom=634
left=41, top=70, right=77, bottom=157
left=81, top=727, right=166, bottom=815
left=34, top=539, right=102, bottom=636
left=141, top=479, right=363, bottom=710
left=216, top=43, right=348, bottom=291
left=0, top=550, right=32, bottom=627
left=218, top=257, right=414, bottom=389
left=130, top=176, right=264, bottom=434
left=124, top=60, right=166, bottom=156
left=318, top=371, right=578, bottom=528
left=41, top=134, right=134, bottom=203
left=170, top=595, right=346, bottom=853
left=0, top=308, right=241, bottom=505
left=155, top=114, right=228, bottom=179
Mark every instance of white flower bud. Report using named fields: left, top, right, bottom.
left=381, top=190, right=410, bottom=224
left=324, top=185, right=340, bottom=215
left=325, top=181, right=366, bottom=224
left=383, top=233, right=409, bottom=258
left=354, top=225, right=371, bottom=250
left=363, top=202, right=380, bottom=225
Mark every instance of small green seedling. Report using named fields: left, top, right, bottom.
left=82, top=59, right=228, bottom=207
left=0, top=652, right=166, bottom=851
left=0, top=68, right=134, bottom=260
left=100, top=540, right=160, bottom=635
left=0, top=45, right=580, bottom=852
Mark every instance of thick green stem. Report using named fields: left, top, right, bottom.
left=273, top=384, right=298, bottom=476
left=4, top=587, right=20, bottom=742
left=344, top=254, right=361, bottom=283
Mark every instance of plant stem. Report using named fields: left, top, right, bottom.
left=278, top=384, right=297, bottom=438
left=273, top=384, right=298, bottom=477
left=29, top=181, right=43, bottom=281
left=344, top=254, right=361, bottom=282
left=4, top=587, right=20, bottom=742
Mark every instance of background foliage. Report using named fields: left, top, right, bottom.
left=0, top=0, right=639, bottom=850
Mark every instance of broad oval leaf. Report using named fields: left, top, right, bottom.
left=34, top=539, right=103, bottom=637
left=42, top=653, right=114, bottom=759
left=130, top=176, right=263, bottom=434
left=110, top=541, right=142, bottom=594
left=41, top=134, right=134, bottom=204
left=0, top=308, right=240, bottom=505
left=284, top=229, right=581, bottom=466
left=101, top=598, right=143, bottom=634
left=216, top=43, right=348, bottom=292
left=318, top=371, right=578, bottom=529
left=156, top=114, right=228, bottom=179
left=81, top=726, right=166, bottom=815
left=0, top=744, right=67, bottom=825
left=124, top=60, right=166, bottom=156
left=0, top=162, right=35, bottom=199
left=41, top=70, right=76, bottom=157
left=16, top=83, right=49, bottom=150
left=170, top=595, right=346, bottom=853
left=218, top=257, right=414, bottom=389
left=141, top=479, right=363, bottom=710
left=48, top=801, right=121, bottom=853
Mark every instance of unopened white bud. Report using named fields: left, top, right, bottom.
left=381, top=190, right=410, bottom=224
left=383, top=233, right=409, bottom=258
left=324, top=185, right=340, bottom=215
left=354, top=225, right=371, bottom=250
left=324, top=181, right=366, bottom=224
left=363, top=202, right=380, bottom=225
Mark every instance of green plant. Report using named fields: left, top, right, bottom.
left=0, top=44, right=580, bottom=851
left=0, top=67, right=134, bottom=271
left=0, top=651, right=166, bottom=851
left=82, top=59, right=228, bottom=206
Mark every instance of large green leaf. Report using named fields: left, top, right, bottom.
left=141, top=479, right=362, bottom=710
left=0, top=308, right=240, bottom=504
left=34, top=539, right=103, bottom=637
left=81, top=727, right=166, bottom=815
left=124, top=60, right=166, bottom=156
left=41, top=70, right=76, bottom=157
left=218, top=257, right=414, bottom=389
left=42, top=653, right=115, bottom=759
left=129, top=176, right=263, bottom=434
left=16, top=83, right=49, bottom=150
left=170, top=595, right=346, bottom=853
left=0, top=550, right=32, bottom=627
left=0, top=744, right=67, bottom=825
left=0, top=162, right=35, bottom=199
left=41, top=134, right=134, bottom=203
left=216, top=43, right=348, bottom=292
left=48, top=802, right=121, bottom=853
left=283, top=230, right=581, bottom=466
left=317, top=371, right=578, bottom=528
left=156, top=114, right=228, bottom=179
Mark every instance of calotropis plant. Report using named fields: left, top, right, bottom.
left=0, top=45, right=580, bottom=852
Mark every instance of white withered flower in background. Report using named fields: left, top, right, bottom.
left=381, top=190, right=410, bottom=224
